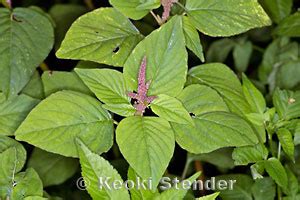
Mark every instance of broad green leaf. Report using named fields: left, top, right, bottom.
left=0, top=8, right=54, bottom=96
left=127, top=167, right=158, bottom=200
left=242, top=74, right=266, bottom=114
left=276, top=61, right=300, bottom=89
left=75, top=68, right=135, bottom=116
left=197, top=192, right=220, bottom=200
left=109, top=0, right=160, bottom=20
left=206, top=39, right=235, bottom=62
left=56, top=8, right=143, bottom=67
left=185, top=0, right=271, bottom=37
left=273, top=88, right=300, bottom=120
left=251, top=177, right=276, bottom=200
left=77, top=139, right=130, bottom=200
left=42, top=71, right=92, bottom=97
left=177, top=84, right=229, bottom=116
left=182, top=16, right=204, bottom=62
left=154, top=172, right=200, bottom=200
left=188, top=63, right=252, bottom=116
left=0, top=147, right=18, bottom=186
left=10, top=168, right=43, bottom=200
left=264, top=157, right=288, bottom=189
left=27, top=148, right=78, bottom=187
left=274, top=12, right=300, bottom=37
left=277, top=128, right=294, bottom=161
left=259, top=0, right=293, bottom=23
left=116, top=116, right=175, bottom=188
left=49, top=4, right=87, bottom=50
left=233, top=41, right=253, bottom=72
left=283, top=167, right=298, bottom=197
left=0, top=136, right=26, bottom=173
left=215, top=174, right=253, bottom=200
left=188, top=148, right=235, bottom=170
left=0, top=93, right=39, bottom=136
left=150, top=94, right=193, bottom=125
left=124, top=16, right=187, bottom=97
left=22, top=71, right=44, bottom=99
left=232, top=144, right=268, bottom=165
left=172, top=112, right=258, bottom=154
left=16, top=91, right=114, bottom=157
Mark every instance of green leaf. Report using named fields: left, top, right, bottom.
left=42, top=71, right=92, bottom=97
left=185, top=0, right=271, bottom=37
left=259, top=0, right=293, bottom=23
left=0, top=93, right=39, bottom=136
left=77, top=139, right=130, bottom=200
left=182, top=16, right=204, bottom=62
left=56, top=8, right=143, bottom=67
left=16, top=91, right=114, bottom=157
left=150, top=94, right=193, bottom=125
left=264, top=157, right=288, bottom=190
left=124, top=16, right=187, bottom=97
left=188, top=63, right=252, bottom=116
left=274, top=12, right=300, bottom=37
left=177, top=84, right=229, bottom=116
left=109, top=0, right=160, bottom=20
left=232, top=144, right=268, bottom=165
left=277, top=128, right=294, bottom=161
left=24, top=197, right=48, bottom=200
left=127, top=167, right=158, bottom=200
left=251, top=177, right=276, bottom=200
left=49, top=4, right=87, bottom=50
left=75, top=68, right=135, bottom=117
left=206, top=39, right=235, bottom=62
left=116, top=116, right=175, bottom=188
left=276, top=61, right=300, bottom=89
left=0, top=8, right=54, bottom=96
left=27, top=148, right=78, bottom=187
left=197, top=192, right=220, bottom=200
left=233, top=41, right=253, bottom=72
left=11, top=168, right=43, bottom=199
left=273, top=88, right=300, bottom=120
left=22, top=71, right=45, bottom=99
left=242, top=74, right=266, bottom=114
left=283, top=167, right=298, bottom=197
left=215, top=174, right=253, bottom=200
left=154, top=172, right=201, bottom=200
left=172, top=112, right=258, bottom=154
left=0, top=147, right=18, bottom=186
left=0, top=136, right=26, bottom=173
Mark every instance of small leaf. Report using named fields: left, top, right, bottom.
left=273, top=88, right=300, bottom=120
left=16, top=91, right=114, bottom=157
left=124, top=16, right=187, bottom=97
left=274, top=12, right=300, bottom=37
left=22, top=71, right=45, bottom=99
left=27, top=148, right=78, bottom=187
left=264, top=157, right=288, bottom=190
left=177, top=84, right=229, bottom=116
left=116, top=116, right=175, bottom=188
left=251, top=178, right=276, bottom=200
left=206, top=39, right=235, bottom=62
left=260, top=0, right=293, bottom=23
left=185, top=0, right=271, bottom=37
left=277, top=128, right=294, bottom=161
left=42, top=71, right=92, bottom=97
left=197, top=192, right=220, bottom=200
left=182, top=16, right=204, bottom=62
left=0, top=93, right=39, bottom=136
left=232, top=144, right=268, bottom=166
left=0, top=147, right=18, bottom=186
left=77, top=139, right=130, bottom=200
left=242, top=74, right=266, bottom=114
left=0, top=8, right=54, bottom=96
left=233, top=41, right=253, bottom=72
left=109, top=0, right=160, bottom=20
left=56, top=8, right=143, bottom=67
left=172, top=112, right=258, bottom=154
left=151, top=94, right=193, bottom=125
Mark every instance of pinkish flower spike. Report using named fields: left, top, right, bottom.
left=6, top=0, right=12, bottom=8
left=161, top=0, right=178, bottom=22
left=127, top=56, right=157, bottom=116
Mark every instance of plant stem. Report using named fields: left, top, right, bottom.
left=181, top=159, right=190, bottom=179
left=253, top=45, right=264, bottom=53
left=84, top=0, right=95, bottom=10
left=175, top=1, right=188, bottom=13
left=150, top=11, right=162, bottom=25
left=113, top=120, right=119, bottom=125
left=40, top=62, right=49, bottom=71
